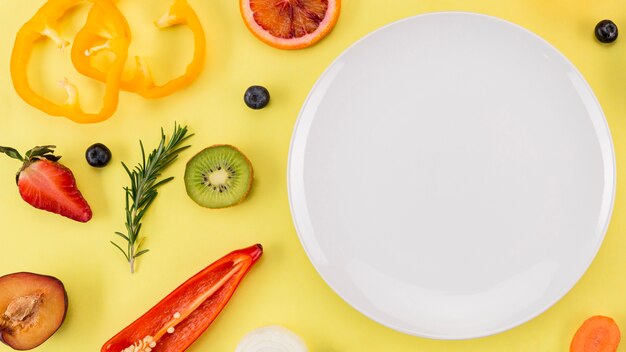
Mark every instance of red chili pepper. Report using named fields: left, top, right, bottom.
left=101, top=244, right=263, bottom=352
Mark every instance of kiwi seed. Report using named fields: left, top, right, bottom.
left=184, top=145, right=253, bottom=209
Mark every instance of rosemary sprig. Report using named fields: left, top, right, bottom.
left=112, top=123, right=193, bottom=273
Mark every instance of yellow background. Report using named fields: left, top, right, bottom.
left=0, top=0, right=625, bottom=351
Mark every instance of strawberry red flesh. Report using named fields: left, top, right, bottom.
left=18, top=159, right=92, bottom=222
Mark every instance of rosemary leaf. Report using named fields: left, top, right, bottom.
left=111, top=241, right=130, bottom=262
left=112, top=123, right=193, bottom=273
left=134, top=249, right=150, bottom=258
left=114, top=232, right=130, bottom=241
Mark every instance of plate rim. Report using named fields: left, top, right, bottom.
left=287, top=11, right=616, bottom=340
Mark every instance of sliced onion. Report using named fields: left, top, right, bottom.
left=235, top=325, right=309, bottom=352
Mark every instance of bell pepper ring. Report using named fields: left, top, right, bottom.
left=73, top=0, right=206, bottom=99
left=10, top=0, right=131, bottom=124
left=101, top=244, right=263, bottom=352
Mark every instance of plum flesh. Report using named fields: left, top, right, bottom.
left=0, top=272, right=68, bottom=350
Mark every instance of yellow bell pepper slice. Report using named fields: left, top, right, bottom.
left=72, top=0, right=206, bottom=99
left=10, top=0, right=131, bottom=123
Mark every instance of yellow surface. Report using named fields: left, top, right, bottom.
left=0, top=0, right=625, bottom=351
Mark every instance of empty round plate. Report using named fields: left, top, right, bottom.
left=287, top=12, right=615, bottom=339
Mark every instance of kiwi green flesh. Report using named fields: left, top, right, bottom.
left=184, top=145, right=253, bottom=209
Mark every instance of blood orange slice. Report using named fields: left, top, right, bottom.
left=240, top=0, right=340, bottom=49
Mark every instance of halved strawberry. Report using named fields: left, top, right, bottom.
left=0, top=145, right=92, bottom=222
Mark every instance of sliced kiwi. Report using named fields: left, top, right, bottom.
left=184, top=145, right=253, bottom=208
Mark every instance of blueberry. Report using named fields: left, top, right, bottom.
left=244, top=85, right=270, bottom=109
left=86, top=143, right=112, bottom=168
left=595, top=19, right=618, bottom=43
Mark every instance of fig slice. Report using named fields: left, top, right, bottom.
left=0, top=272, right=68, bottom=350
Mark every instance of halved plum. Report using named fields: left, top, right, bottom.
left=0, top=272, right=68, bottom=350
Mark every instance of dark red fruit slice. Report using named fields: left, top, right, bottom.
left=240, top=0, right=341, bottom=49
left=0, top=272, right=68, bottom=350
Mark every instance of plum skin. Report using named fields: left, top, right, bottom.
left=0, top=272, right=68, bottom=351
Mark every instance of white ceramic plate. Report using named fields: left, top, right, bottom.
left=287, top=12, right=615, bottom=339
